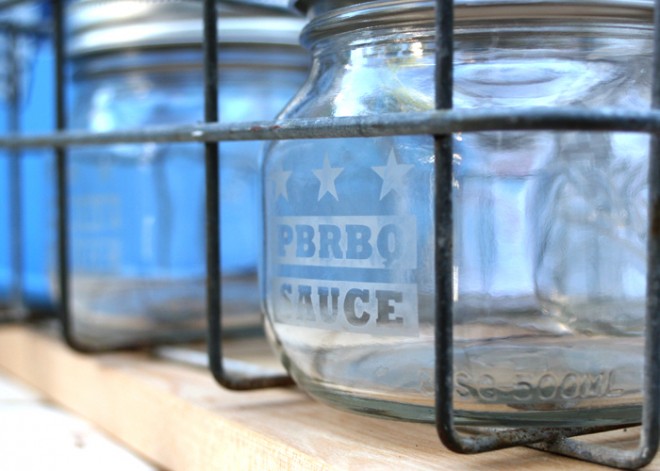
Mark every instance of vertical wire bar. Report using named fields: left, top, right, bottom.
left=54, top=0, right=76, bottom=348
left=205, top=0, right=292, bottom=390
left=642, top=0, right=660, bottom=457
left=55, top=0, right=99, bottom=352
left=204, top=0, right=223, bottom=383
left=433, top=0, right=458, bottom=452
left=6, top=26, right=24, bottom=318
left=628, top=0, right=660, bottom=460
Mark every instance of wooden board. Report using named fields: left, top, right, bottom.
left=0, top=366, right=156, bottom=470
left=0, top=325, right=652, bottom=470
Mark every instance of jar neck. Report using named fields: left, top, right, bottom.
left=301, top=0, right=653, bottom=51
left=303, top=21, right=652, bottom=73
left=282, top=3, right=652, bottom=119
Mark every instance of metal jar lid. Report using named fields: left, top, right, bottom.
left=68, top=0, right=307, bottom=57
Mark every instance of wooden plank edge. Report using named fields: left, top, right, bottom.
left=0, top=326, right=334, bottom=471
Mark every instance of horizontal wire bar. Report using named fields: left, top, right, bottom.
left=2, top=107, right=660, bottom=148
left=0, top=21, right=50, bottom=36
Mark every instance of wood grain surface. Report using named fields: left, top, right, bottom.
left=0, top=325, right=652, bottom=471
left=0, top=356, right=155, bottom=470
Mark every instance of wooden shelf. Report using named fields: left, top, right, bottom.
left=0, top=369, right=155, bottom=469
left=0, top=325, right=652, bottom=470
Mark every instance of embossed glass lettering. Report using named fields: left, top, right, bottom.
left=295, top=225, right=316, bottom=257
left=345, top=225, right=373, bottom=260
left=344, top=288, right=370, bottom=326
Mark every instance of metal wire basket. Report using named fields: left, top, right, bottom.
left=0, top=0, right=657, bottom=467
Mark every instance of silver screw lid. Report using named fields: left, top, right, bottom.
left=68, top=0, right=307, bottom=57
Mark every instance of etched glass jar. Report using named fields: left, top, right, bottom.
left=263, top=0, right=652, bottom=425
left=64, top=0, right=308, bottom=348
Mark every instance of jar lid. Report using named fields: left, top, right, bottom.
left=300, top=0, right=653, bottom=40
left=68, top=0, right=307, bottom=57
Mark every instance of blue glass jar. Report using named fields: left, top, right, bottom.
left=64, top=0, right=308, bottom=348
left=263, top=0, right=652, bottom=425
left=0, top=0, right=53, bottom=319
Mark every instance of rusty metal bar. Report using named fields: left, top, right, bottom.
left=1, top=108, right=660, bottom=148
left=203, top=0, right=293, bottom=390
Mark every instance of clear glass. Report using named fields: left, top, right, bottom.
left=66, top=46, right=308, bottom=348
left=0, top=0, right=53, bottom=319
left=263, top=2, right=652, bottom=425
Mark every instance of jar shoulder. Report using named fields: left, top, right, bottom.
left=279, top=47, right=650, bottom=121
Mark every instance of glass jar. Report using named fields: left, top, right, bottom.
left=0, top=0, right=53, bottom=319
left=263, top=0, right=652, bottom=425
left=63, top=0, right=309, bottom=349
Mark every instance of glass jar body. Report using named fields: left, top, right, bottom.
left=263, top=16, right=652, bottom=425
left=0, top=0, right=54, bottom=318
left=66, top=46, right=308, bottom=348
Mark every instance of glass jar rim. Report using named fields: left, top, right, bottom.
left=301, top=0, right=653, bottom=45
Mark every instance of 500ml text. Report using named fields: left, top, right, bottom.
left=455, top=370, right=625, bottom=402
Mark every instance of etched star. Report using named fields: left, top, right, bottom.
left=372, top=149, right=413, bottom=200
left=313, top=155, right=344, bottom=201
left=272, top=165, right=292, bottom=201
